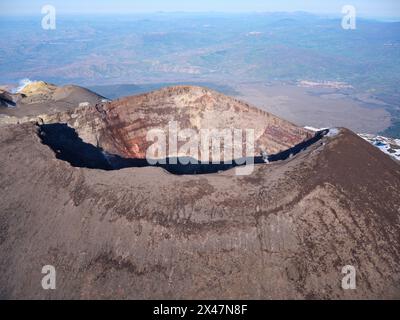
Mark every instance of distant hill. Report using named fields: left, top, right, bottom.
left=0, top=82, right=105, bottom=118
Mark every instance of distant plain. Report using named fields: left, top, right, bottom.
left=1, top=12, right=399, bottom=136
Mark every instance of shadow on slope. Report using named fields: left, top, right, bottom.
left=38, top=123, right=328, bottom=175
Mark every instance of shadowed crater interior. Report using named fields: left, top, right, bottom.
left=37, top=123, right=328, bottom=174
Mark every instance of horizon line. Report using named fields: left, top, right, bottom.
left=0, top=10, right=399, bottom=21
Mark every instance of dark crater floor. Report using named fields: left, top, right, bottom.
left=37, top=123, right=328, bottom=175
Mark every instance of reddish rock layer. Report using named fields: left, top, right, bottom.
left=65, top=86, right=312, bottom=160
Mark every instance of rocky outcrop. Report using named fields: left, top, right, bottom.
left=19, top=81, right=57, bottom=98
left=0, top=89, right=22, bottom=108
left=0, top=83, right=105, bottom=119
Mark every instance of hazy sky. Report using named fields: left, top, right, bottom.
left=1, top=0, right=400, bottom=18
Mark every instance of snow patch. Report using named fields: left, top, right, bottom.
left=12, top=78, right=34, bottom=94
left=305, top=125, right=399, bottom=161
left=304, top=126, right=339, bottom=137
left=304, top=126, right=328, bottom=132
left=359, top=133, right=400, bottom=161
left=326, top=128, right=340, bottom=137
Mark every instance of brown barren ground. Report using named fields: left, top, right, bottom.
left=0, top=123, right=399, bottom=299
left=0, top=86, right=399, bottom=299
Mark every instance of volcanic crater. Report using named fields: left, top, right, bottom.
left=36, top=86, right=319, bottom=174
left=39, top=86, right=312, bottom=161
left=0, top=85, right=399, bottom=299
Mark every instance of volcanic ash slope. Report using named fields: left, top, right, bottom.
left=0, top=86, right=399, bottom=299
